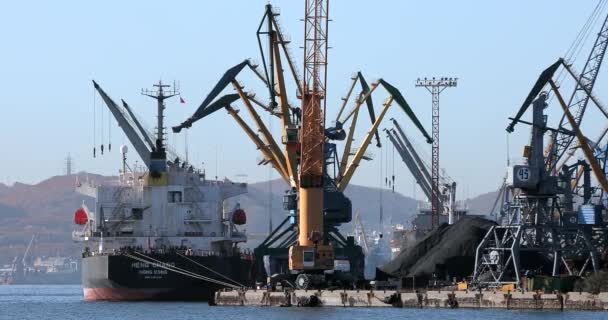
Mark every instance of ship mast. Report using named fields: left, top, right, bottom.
left=142, top=81, right=179, bottom=155
left=142, top=81, right=179, bottom=173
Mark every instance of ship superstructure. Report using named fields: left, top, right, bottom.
left=73, top=157, right=247, bottom=254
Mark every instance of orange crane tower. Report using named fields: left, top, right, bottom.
left=288, top=0, right=334, bottom=272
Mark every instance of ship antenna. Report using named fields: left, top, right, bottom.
left=141, top=80, right=180, bottom=154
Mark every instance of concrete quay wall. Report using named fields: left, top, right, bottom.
left=214, top=289, right=608, bottom=310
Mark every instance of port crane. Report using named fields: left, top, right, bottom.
left=173, top=2, right=431, bottom=288
left=385, top=118, right=464, bottom=226
left=472, top=57, right=608, bottom=287
left=471, top=8, right=608, bottom=287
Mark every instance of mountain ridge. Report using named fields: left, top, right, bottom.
left=0, top=173, right=497, bottom=264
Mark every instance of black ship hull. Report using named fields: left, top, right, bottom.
left=82, top=253, right=253, bottom=301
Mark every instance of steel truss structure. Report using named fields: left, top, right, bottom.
left=473, top=194, right=604, bottom=287
left=473, top=56, right=608, bottom=288
left=415, top=78, right=457, bottom=228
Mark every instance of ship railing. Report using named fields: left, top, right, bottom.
left=83, top=246, right=254, bottom=259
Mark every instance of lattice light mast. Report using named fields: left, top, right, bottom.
left=288, top=0, right=334, bottom=273
left=416, top=77, right=457, bottom=228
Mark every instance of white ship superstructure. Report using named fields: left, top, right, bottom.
left=73, top=162, right=247, bottom=254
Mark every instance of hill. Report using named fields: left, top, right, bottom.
left=0, top=173, right=113, bottom=263
left=235, top=179, right=419, bottom=241
left=0, top=173, right=496, bottom=263
left=466, top=189, right=501, bottom=216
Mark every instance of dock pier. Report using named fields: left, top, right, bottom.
left=213, top=289, right=608, bottom=310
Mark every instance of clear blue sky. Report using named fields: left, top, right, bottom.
left=0, top=1, right=605, bottom=200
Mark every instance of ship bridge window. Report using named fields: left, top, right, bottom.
left=168, top=191, right=183, bottom=203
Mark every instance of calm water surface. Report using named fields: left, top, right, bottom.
left=0, top=285, right=605, bottom=320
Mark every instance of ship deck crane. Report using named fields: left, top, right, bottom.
left=95, top=80, right=189, bottom=173
left=93, top=81, right=154, bottom=167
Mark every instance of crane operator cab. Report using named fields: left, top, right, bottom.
left=289, top=231, right=334, bottom=271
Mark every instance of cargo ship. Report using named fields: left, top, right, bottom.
left=72, top=81, right=253, bottom=301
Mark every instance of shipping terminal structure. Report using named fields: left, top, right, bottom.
left=72, top=81, right=253, bottom=301
left=74, top=0, right=608, bottom=300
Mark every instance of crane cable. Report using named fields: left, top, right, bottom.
left=550, top=0, right=608, bottom=102
left=176, top=252, right=245, bottom=287
left=564, top=0, right=606, bottom=61
left=108, top=98, right=112, bottom=152
left=93, top=86, right=96, bottom=158
left=127, top=253, right=238, bottom=288
left=392, top=138, right=395, bottom=193
left=100, top=86, right=104, bottom=155
left=125, top=252, right=240, bottom=289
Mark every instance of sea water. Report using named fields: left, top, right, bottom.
left=0, top=285, right=605, bottom=320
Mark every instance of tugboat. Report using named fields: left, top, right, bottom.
left=73, top=81, right=253, bottom=301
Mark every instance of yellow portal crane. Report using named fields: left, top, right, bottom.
left=172, top=2, right=432, bottom=288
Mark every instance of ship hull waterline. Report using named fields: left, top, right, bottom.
left=82, top=253, right=253, bottom=301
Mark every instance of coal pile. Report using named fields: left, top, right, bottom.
left=379, top=216, right=495, bottom=280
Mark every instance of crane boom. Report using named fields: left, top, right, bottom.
left=550, top=13, right=608, bottom=170
left=550, top=80, right=608, bottom=193
left=225, top=105, right=290, bottom=183
left=93, top=80, right=152, bottom=166
left=386, top=129, right=432, bottom=200
left=338, top=97, right=394, bottom=191
left=391, top=118, right=432, bottom=185
left=339, top=99, right=360, bottom=175
left=121, top=99, right=155, bottom=149
left=272, top=33, right=299, bottom=187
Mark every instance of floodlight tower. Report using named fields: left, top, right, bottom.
left=416, top=77, right=457, bottom=227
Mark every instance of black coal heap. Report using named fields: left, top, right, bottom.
left=379, top=216, right=495, bottom=280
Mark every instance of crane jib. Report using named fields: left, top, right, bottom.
left=506, top=59, right=562, bottom=133
left=379, top=79, right=433, bottom=144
